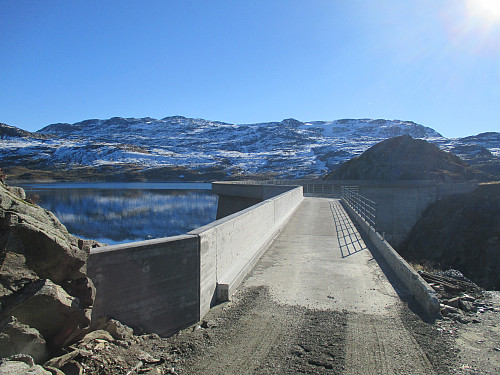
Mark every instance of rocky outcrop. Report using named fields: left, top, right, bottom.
left=0, top=182, right=100, bottom=362
left=399, top=183, right=500, bottom=290
left=325, top=135, right=483, bottom=181
left=0, top=123, right=51, bottom=140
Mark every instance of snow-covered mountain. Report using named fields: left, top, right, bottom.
left=0, top=117, right=498, bottom=180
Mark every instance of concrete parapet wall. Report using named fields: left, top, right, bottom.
left=231, top=181, right=478, bottom=244
left=191, top=185, right=304, bottom=315
left=436, top=182, right=477, bottom=198
left=88, top=183, right=304, bottom=336
left=342, top=201, right=440, bottom=317
left=88, top=235, right=200, bottom=336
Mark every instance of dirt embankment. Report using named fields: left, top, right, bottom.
left=399, top=182, right=500, bottom=290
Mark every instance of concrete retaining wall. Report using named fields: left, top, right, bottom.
left=355, top=182, right=477, bottom=246
left=88, top=183, right=303, bottom=336
left=215, top=195, right=261, bottom=219
left=88, top=235, right=200, bottom=336
left=342, top=201, right=441, bottom=317
left=213, top=182, right=300, bottom=219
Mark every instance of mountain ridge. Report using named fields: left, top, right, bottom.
left=0, top=116, right=498, bottom=181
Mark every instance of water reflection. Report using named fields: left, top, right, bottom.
left=21, top=183, right=218, bottom=245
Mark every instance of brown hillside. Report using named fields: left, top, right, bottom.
left=324, top=135, right=483, bottom=181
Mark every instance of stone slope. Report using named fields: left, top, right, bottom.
left=399, top=183, right=500, bottom=290
left=324, top=135, right=483, bottom=181
left=0, top=123, right=50, bottom=140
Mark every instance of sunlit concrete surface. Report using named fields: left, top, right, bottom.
left=243, top=197, right=402, bottom=315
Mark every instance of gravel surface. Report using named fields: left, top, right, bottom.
left=176, top=286, right=347, bottom=374
left=171, top=286, right=457, bottom=374
left=439, top=291, right=500, bottom=374
left=64, top=286, right=500, bottom=375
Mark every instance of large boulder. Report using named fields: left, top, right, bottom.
left=0, top=182, right=100, bottom=359
left=0, top=184, right=93, bottom=298
left=0, top=317, right=49, bottom=364
left=0, top=279, right=92, bottom=350
left=0, top=354, right=51, bottom=374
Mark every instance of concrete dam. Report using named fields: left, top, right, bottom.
left=87, top=180, right=477, bottom=337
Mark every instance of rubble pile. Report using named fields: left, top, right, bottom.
left=419, top=270, right=498, bottom=323
left=33, top=317, right=211, bottom=375
left=0, top=316, right=183, bottom=375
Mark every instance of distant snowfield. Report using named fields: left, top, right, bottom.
left=1, top=116, right=498, bottom=178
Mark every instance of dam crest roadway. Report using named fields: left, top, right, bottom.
left=181, top=196, right=436, bottom=374
left=88, top=181, right=478, bottom=374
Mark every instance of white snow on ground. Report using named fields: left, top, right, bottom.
left=1, top=116, right=498, bottom=178
left=489, top=148, right=500, bottom=157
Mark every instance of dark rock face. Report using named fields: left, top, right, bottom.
left=399, top=183, right=500, bottom=290
left=0, top=182, right=100, bottom=359
left=325, top=135, right=482, bottom=181
left=0, top=123, right=50, bottom=140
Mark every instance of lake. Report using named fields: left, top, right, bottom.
left=20, top=182, right=218, bottom=245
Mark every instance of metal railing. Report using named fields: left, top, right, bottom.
left=341, top=186, right=377, bottom=230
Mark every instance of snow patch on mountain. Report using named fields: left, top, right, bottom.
left=0, top=116, right=498, bottom=179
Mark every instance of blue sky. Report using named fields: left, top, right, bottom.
left=1, top=0, right=499, bottom=137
